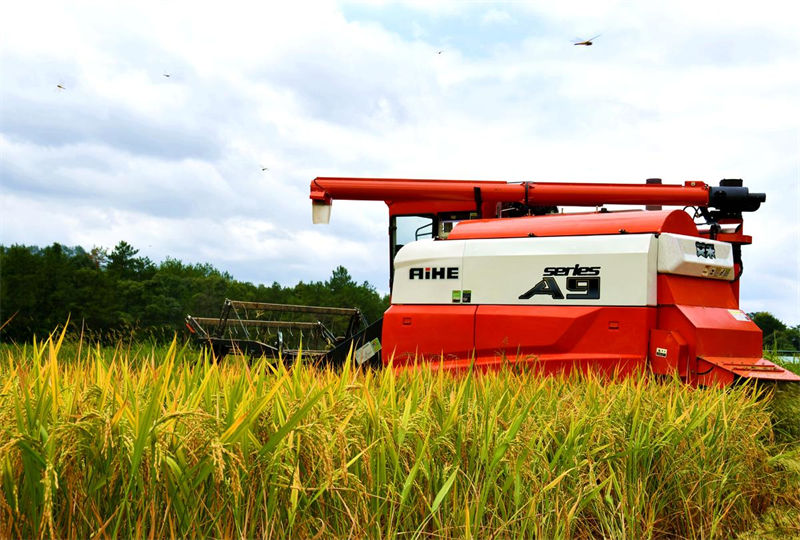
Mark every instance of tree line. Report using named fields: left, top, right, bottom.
left=0, top=241, right=389, bottom=343
left=1, top=241, right=797, bottom=350
left=748, top=312, right=800, bottom=351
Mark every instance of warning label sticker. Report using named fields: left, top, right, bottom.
left=728, top=309, right=750, bottom=322
left=355, top=338, right=382, bottom=366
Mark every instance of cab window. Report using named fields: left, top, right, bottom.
left=390, top=215, right=434, bottom=286
left=392, top=215, right=434, bottom=254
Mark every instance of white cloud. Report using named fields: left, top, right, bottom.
left=1, top=0, right=798, bottom=323
left=481, top=8, right=512, bottom=25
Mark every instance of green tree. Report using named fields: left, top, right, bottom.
left=107, top=241, right=155, bottom=280
left=749, top=312, right=799, bottom=350
left=1, top=241, right=389, bottom=343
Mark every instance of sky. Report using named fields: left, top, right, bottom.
left=1, top=0, right=798, bottom=324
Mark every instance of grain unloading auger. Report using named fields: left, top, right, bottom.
left=308, top=176, right=799, bottom=386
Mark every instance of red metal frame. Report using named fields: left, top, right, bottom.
left=311, top=176, right=755, bottom=245
left=310, top=177, right=712, bottom=208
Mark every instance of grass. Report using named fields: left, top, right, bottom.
left=0, top=331, right=798, bottom=538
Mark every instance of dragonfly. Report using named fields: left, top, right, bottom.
left=574, top=34, right=601, bottom=46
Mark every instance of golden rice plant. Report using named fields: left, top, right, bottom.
left=0, top=330, right=798, bottom=538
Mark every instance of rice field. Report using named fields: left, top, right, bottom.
left=1, top=331, right=799, bottom=538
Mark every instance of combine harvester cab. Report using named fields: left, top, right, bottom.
left=309, top=176, right=799, bottom=386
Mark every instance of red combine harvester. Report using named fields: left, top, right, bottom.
left=304, top=176, right=798, bottom=386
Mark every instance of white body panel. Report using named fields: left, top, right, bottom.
left=461, top=235, right=658, bottom=306
left=657, top=233, right=734, bottom=281
left=392, top=232, right=735, bottom=306
left=392, top=239, right=464, bottom=304
left=393, top=235, right=658, bottom=306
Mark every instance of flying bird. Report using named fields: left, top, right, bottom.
left=56, top=84, right=65, bottom=90
left=574, top=34, right=601, bottom=46
left=163, top=73, right=171, bottom=78
left=261, top=167, right=269, bottom=171
left=437, top=50, right=444, bottom=54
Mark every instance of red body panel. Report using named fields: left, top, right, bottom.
left=448, top=209, right=699, bottom=239
left=650, top=278, right=798, bottom=384
left=649, top=329, right=690, bottom=376
left=382, top=300, right=799, bottom=384
left=382, top=304, right=477, bottom=366
left=655, top=305, right=785, bottom=386
left=473, top=306, right=654, bottom=374
left=657, top=274, right=739, bottom=307
left=383, top=305, right=654, bottom=377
